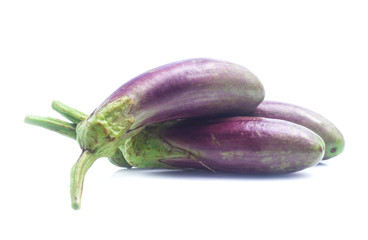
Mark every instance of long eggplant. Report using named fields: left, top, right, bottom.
left=122, top=117, right=325, bottom=173
left=26, top=112, right=324, bottom=173
left=28, top=59, right=265, bottom=209
left=41, top=99, right=343, bottom=163
left=248, top=101, right=344, bottom=159
left=25, top=103, right=324, bottom=209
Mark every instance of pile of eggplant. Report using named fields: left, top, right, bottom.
left=25, top=58, right=344, bottom=210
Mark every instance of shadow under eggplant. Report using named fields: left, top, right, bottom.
left=112, top=167, right=312, bottom=181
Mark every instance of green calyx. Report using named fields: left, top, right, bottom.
left=108, top=148, right=132, bottom=168
left=76, top=97, right=135, bottom=158
left=122, top=121, right=188, bottom=169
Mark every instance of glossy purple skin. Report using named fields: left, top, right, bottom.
left=160, top=117, right=325, bottom=174
left=98, top=58, right=265, bottom=128
left=248, top=101, right=344, bottom=159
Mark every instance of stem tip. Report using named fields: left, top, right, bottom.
left=72, top=202, right=81, bottom=210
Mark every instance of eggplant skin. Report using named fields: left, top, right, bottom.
left=249, top=101, right=344, bottom=160
left=98, top=58, right=265, bottom=129
left=123, top=117, right=325, bottom=174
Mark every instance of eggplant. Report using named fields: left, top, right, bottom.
left=248, top=101, right=344, bottom=159
left=26, top=108, right=324, bottom=173
left=28, top=59, right=265, bottom=209
left=25, top=102, right=324, bottom=209
left=45, top=99, right=343, bottom=162
left=122, top=117, right=325, bottom=174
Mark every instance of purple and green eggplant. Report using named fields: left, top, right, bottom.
left=26, top=107, right=325, bottom=172
left=26, top=58, right=265, bottom=209
left=122, top=117, right=324, bottom=173
left=28, top=99, right=344, bottom=164
left=25, top=58, right=344, bottom=209
left=26, top=101, right=326, bottom=209
left=248, top=101, right=344, bottom=159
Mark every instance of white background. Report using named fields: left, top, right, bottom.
left=1, top=0, right=367, bottom=239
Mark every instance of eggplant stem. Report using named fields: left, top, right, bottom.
left=52, top=101, right=133, bottom=168
left=52, top=101, right=88, bottom=124
left=26, top=104, right=133, bottom=169
left=24, top=115, right=77, bottom=139
left=70, top=150, right=98, bottom=210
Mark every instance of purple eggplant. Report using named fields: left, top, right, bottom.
left=69, top=58, right=264, bottom=209
left=26, top=104, right=325, bottom=173
left=248, top=101, right=344, bottom=159
left=123, top=117, right=325, bottom=174
left=93, top=58, right=264, bottom=128
left=26, top=102, right=324, bottom=210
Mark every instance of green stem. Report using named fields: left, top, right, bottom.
left=70, top=150, right=98, bottom=210
left=25, top=102, right=133, bottom=169
left=52, top=101, right=88, bottom=124
left=24, top=115, right=77, bottom=139
left=51, top=101, right=132, bottom=168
